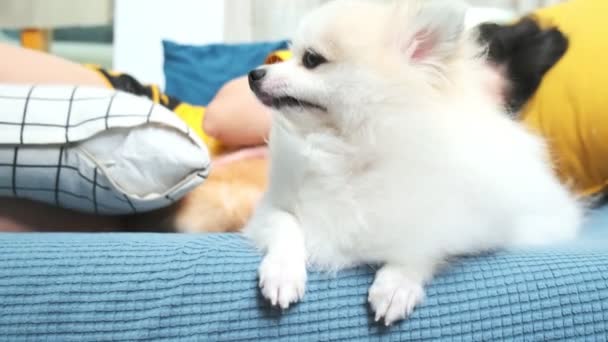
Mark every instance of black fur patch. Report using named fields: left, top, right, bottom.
left=477, top=18, right=569, bottom=115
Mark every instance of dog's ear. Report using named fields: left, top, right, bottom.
left=392, top=0, right=468, bottom=63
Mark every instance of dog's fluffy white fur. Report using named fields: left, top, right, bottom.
left=244, top=0, right=582, bottom=325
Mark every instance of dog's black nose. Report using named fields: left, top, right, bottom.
left=248, top=68, right=267, bottom=83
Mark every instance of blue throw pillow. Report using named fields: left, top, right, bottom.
left=163, top=40, right=290, bottom=106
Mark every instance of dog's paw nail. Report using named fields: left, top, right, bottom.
left=368, top=271, right=425, bottom=325
left=258, top=254, right=307, bottom=310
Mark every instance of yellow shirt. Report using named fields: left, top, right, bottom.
left=523, top=0, right=608, bottom=196
left=173, top=103, right=223, bottom=155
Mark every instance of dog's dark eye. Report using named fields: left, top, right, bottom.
left=302, top=50, right=327, bottom=69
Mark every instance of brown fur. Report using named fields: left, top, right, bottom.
left=170, top=156, right=268, bottom=233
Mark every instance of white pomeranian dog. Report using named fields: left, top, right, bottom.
left=244, top=0, right=582, bottom=326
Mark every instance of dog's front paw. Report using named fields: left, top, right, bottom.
left=258, top=252, right=307, bottom=309
left=368, top=268, right=425, bottom=326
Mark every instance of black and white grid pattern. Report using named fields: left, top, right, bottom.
left=0, top=85, right=210, bottom=215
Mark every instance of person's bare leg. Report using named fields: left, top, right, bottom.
left=0, top=42, right=107, bottom=86
left=204, top=76, right=271, bottom=148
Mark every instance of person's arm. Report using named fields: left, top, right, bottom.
left=0, top=43, right=107, bottom=87
left=1, top=42, right=273, bottom=149
left=204, top=76, right=271, bottom=148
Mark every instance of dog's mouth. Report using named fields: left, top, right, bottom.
left=256, top=92, right=326, bottom=112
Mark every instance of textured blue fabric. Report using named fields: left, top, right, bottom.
left=1, top=209, right=608, bottom=341
left=163, top=40, right=289, bottom=106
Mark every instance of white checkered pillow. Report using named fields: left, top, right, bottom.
left=0, top=84, right=209, bottom=215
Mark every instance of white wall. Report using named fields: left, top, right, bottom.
left=224, top=0, right=327, bottom=43
left=224, top=0, right=559, bottom=43
left=114, top=0, right=557, bottom=86
left=113, top=0, right=224, bottom=88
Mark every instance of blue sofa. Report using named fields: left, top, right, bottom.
left=1, top=208, right=608, bottom=341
